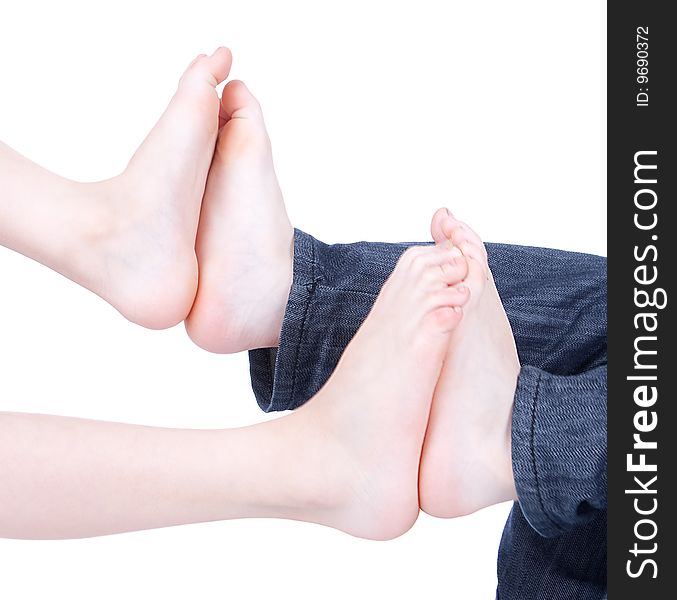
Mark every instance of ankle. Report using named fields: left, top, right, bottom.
left=74, top=174, right=199, bottom=329
left=52, top=179, right=115, bottom=280
left=496, top=405, right=518, bottom=504
left=299, top=393, right=421, bottom=540
left=266, top=233, right=294, bottom=346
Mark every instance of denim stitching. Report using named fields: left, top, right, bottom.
left=286, top=239, right=317, bottom=411
left=530, top=371, right=565, bottom=534
left=316, top=284, right=379, bottom=298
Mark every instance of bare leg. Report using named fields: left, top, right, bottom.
left=0, top=48, right=232, bottom=329
left=1, top=243, right=468, bottom=540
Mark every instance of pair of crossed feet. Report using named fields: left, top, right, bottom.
left=70, top=48, right=520, bottom=540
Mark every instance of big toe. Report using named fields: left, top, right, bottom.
left=180, top=47, right=232, bottom=90
left=220, top=80, right=263, bottom=121
left=430, top=207, right=452, bottom=244
left=217, top=80, right=271, bottom=155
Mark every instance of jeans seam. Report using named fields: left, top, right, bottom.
left=287, top=239, right=317, bottom=410
left=317, top=283, right=378, bottom=298
left=530, top=370, right=565, bottom=535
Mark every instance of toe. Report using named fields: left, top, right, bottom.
left=398, top=244, right=456, bottom=273
left=203, top=47, right=233, bottom=85
left=430, top=207, right=452, bottom=243
left=444, top=218, right=487, bottom=260
left=430, top=305, right=464, bottom=333
left=180, top=47, right=232, bottom=89
left=220, top=80, right=263, bottom=121
left=438, top=250, right=468, bottom=285
left=216, top=80, right=271, bottom=154
left=432, top=215, right=491, bottom=299
left=451, top=237, right=489, bottom=297
left=430, top=284, right=471, bottom=310
left=395, top=246, right=433, bottom=278
left=397, top=246, right=469, bottom=292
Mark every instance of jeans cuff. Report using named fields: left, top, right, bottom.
left=511, top=365, right=567, bottom=538
left=248, top=229, right=319, bottom=412
left=511, top=365, right=607, bottom=538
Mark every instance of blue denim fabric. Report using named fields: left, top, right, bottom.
left=512, top=366, right=607, bottom=538
left=249, top=229, right=607, bottom=599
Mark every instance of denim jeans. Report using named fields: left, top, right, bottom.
left=249, top=229, right=607, bottom=599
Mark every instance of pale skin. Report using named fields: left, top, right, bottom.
left=1, top=243, right=469, bottom=541
left=0, top=48, right=518, bottom=540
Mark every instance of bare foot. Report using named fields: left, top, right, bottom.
left=185, top=81, right=293, bottom=353
left=81, top=48, right=232, bottom=329
left=291, top=244, right=470, bottom=539
left=419, top=209, right=520, bottom=518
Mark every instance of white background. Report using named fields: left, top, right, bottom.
left=0, top=1, right=606, bottom=598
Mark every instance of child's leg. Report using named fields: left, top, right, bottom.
left=1, top=243, right=468, bottom=540
left=0, top=48, right=231, bottom=329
